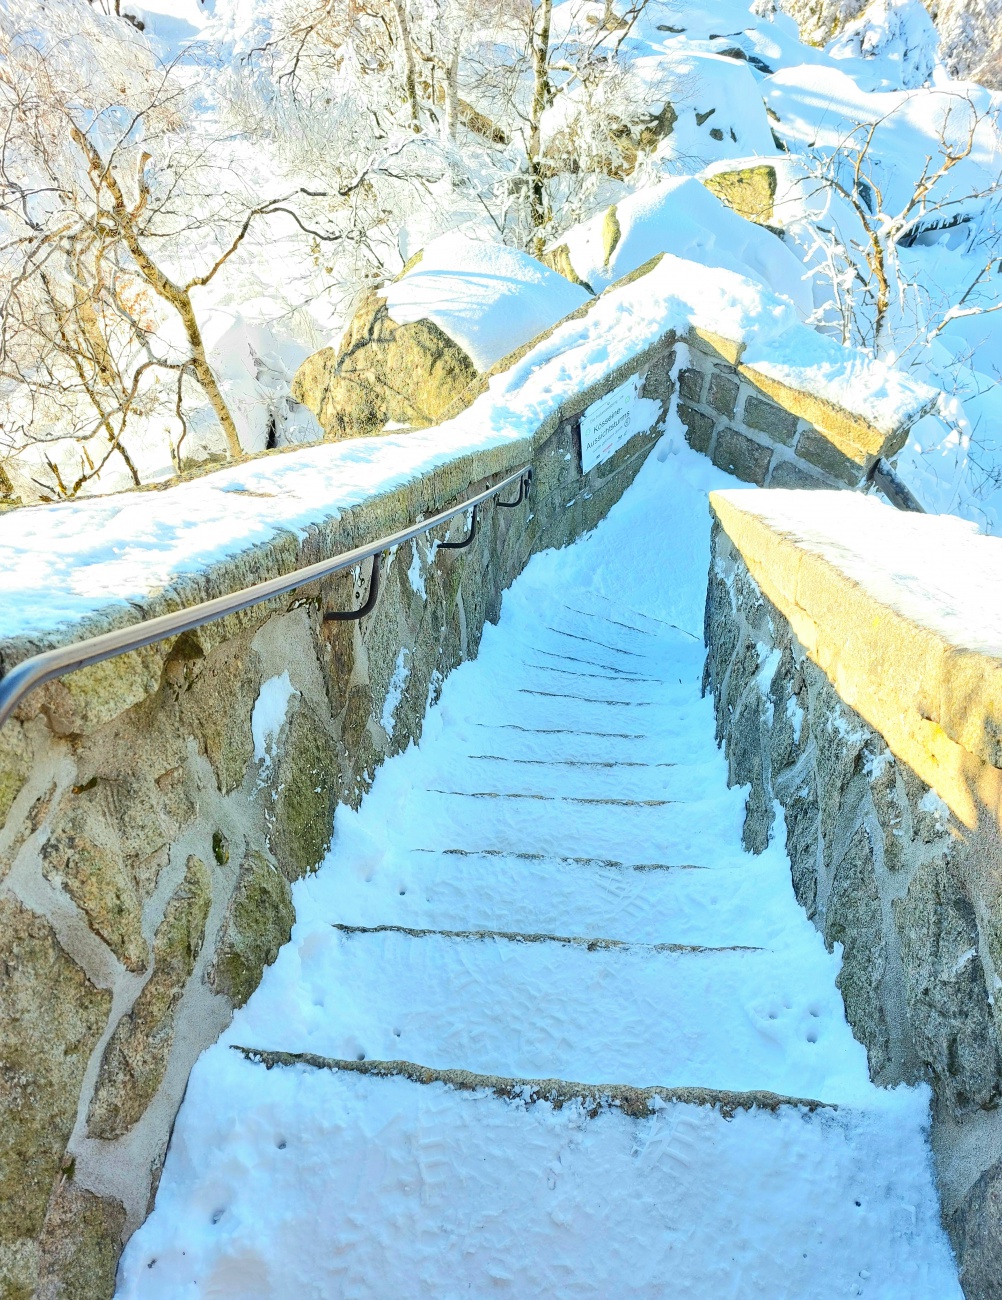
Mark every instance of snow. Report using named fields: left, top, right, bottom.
left=380, top=649, right=409, bottom=737
left=115, top=434, right=961, bottom=1298
left=827, top=0, right=940, bottom=92
left=712, top=486, right=1002, bottom=654
left=763, top=65, right=1002, bottom=221
left=549, top=175, right=814, bottom=318
left=251, top=672, right=297, bottom=775
left=384, top=235, right=592, bottom=372
left=0, top=252, right=934, bottom=646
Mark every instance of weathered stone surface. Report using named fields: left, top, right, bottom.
left=766, top=458, right=826, bottom=489
left=712, top=427, right=772, bottom=485
left=182, top=637, right=261, bottom=795
left=539, top=242, right=594, bottom=293
left=291, top=292, right=480, bottom=440
left=679, top=403, right=714, bottom=454
left=36, top=1181, right=126, bottom=1300
left=743, top=394, right=798, bottom=445
left=210, top=849, right=294, bottom=1008
left=87, top=855, right=211, bottom=1140
left=40, top=803, right=149, bottom=973
left=640, top=350, right=676, bottom=410
left=703, top=164, right=778, bottom=225
left=0, top=724, right=30, bottom=834
left=950, top=1154, right=1002, bottom=1300
left=894, top=858, right=1002, bottom=1115
left=678, top=367, right=704, bottom=403
left=269, top=703, right=339, bottom=880
left=732, top=692, right=774, bottom=853
left=794, top=427, right=864, bottom=486
left=824, top=824, right=893, bottom=1080
left=781, top=777, right=821, bottom=919
left=0, top=896, right=111, bottom=1249
left=707, top=371, right=739, bottom=418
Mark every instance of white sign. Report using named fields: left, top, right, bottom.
left=579, top=373, right=645, bottom=473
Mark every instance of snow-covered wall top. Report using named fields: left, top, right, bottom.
left=0, top=254, right=936, bottom=653
left=710, top=487, right=1002, bottom=830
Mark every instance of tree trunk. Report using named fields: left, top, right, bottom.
left=390, top=0, right=421, bottom=127
left=443, top=43, right=460, bottom=143
left=72, top=127, right=243, bottom=460
left=528, top=0, right=553, bottom=255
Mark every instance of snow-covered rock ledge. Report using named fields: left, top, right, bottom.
left=706, top=488, right=1002, bottom=1297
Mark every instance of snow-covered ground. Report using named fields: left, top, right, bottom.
left=115, top=438, right=961, bottom=1298
left=6, top=0, right=1002, bottom=531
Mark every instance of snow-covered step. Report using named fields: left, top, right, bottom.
left=358, top=783, right=747, bottom=864
left=118, top=1047, right=961, bottom=1299
left=308, top=846, right=800, bottom=948
left=222, top=923, right=875, bottom=1103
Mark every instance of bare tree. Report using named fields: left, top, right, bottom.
left=0, top=0, right=333, bottom=498
left=804, top=92, right=1002, bottom=356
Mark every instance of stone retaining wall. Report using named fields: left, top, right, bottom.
left=704, top=490, right=1002, bottom=1300
left=678, top=328, right=916, bottom=489
left=0, top=336, right=678, bottom=1299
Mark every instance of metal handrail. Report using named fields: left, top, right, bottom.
left=0, top=464, right=532, bottom=730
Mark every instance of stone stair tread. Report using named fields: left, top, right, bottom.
left=304, top=846, right=793, bottom=948
left=232, top=1045, right=835, bottom=1114
left=221, top=920, right=874, bottom=1102
left=329, top=920, right=761, bottom=954
left=122, top=1041, right=958, bottom=1298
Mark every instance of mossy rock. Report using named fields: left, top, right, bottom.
left=0, top=724, right=29, bottom=833
left=291, top=291, right=480, bottom=441
left=269, top=704, right=339, bottom=881
left=36, top=1181, right=126, bottom=1300
left=602, top=206, right=623, bottom=269
left=703, top=164, right=778, bottom=226
left=637, top=100, right=678, bottom=151
left=40, top=804, right=149, bottom=974
left=539, top=244, right=594, bottom=293
left=210, top=849, right=295, bottom=1008
left=86, top=855, right=211, bottom=1141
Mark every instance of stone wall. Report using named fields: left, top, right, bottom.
left=678, top=328, right=916, bottom=489
left=704, top=490, right=1002, bottom=1300
left=0, top=337, right=677, bottom=1299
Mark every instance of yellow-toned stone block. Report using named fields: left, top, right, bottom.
left=709, top=491, right=1002, bottom=833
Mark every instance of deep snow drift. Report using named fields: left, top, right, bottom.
left=115, top=437, right=961, bottom=1298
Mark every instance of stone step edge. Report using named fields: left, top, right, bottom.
left=330, top=922, right=762, bottom=955
left=410, top=848, right=709, bottom=871
left=232, top=1047, right=835, bottom=1120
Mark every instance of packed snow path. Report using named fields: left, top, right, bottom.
left=118, top=449, right=961, bottom=1298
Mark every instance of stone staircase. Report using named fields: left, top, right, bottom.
left=117, top=466, right=960, bottom=1298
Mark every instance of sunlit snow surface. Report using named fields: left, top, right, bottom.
left=116, top=442, right=961, bottom=1298
left=0, top=254, right=933, bottom=641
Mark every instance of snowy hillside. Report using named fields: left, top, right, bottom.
left=0, top=0, right=1000, bottom=526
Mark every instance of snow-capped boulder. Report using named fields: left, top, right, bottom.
left=292, top=236, right=591, bottom=440
left=543, top=177, right=814, bottom=318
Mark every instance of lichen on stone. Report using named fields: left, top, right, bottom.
left=86, top=855, right=211, bottom=1141
left=210, top=849, right=295, bottom=1007
left=40, top=802, right=149, bottom=973
left=291, top=291, right=480, bottom=441
left=269, top=704, right=339, bottom=880
left=0, top=896, right=111, bottom=1258
left=703, top=164, right=778, bottom=226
